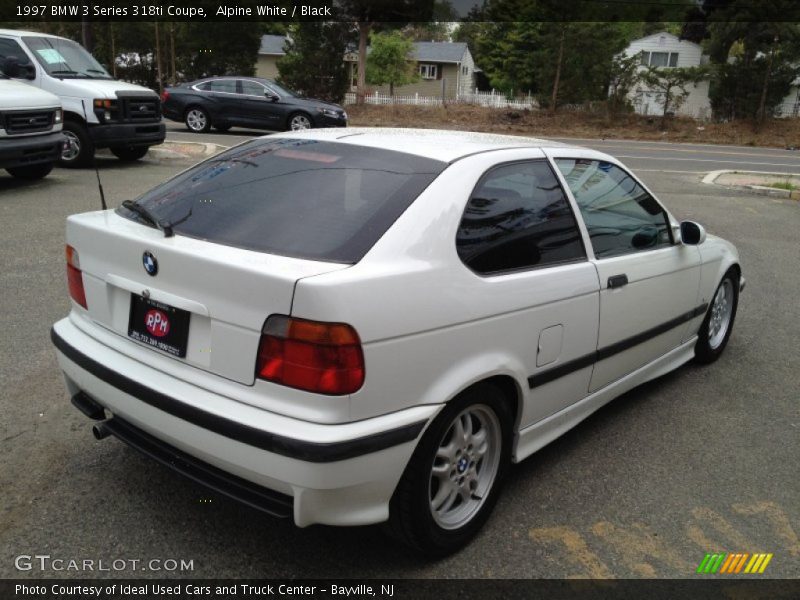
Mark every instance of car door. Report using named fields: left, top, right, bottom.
left=552, top=157, right=703, bottom=392
left=196, top=78, right=240, bottom=124
left=237, top=79, right=283, bottom=129
left=455, top=159, right=601, bottom=427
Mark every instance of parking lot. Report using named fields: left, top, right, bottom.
left=1, top=136, right=798, bottom=579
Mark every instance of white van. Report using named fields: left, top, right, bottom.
left=0, top=60, right=64, bottom=180
left=0, top=29, right=165, bottom=167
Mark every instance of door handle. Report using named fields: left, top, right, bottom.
left=608, top=274, right=628, bottom=289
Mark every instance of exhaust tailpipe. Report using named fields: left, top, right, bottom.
left=92, top=421, right=112, bottom=440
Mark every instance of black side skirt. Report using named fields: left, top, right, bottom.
left=51, top=328, right=426, bottom=463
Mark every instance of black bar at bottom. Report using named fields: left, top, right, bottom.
left=102, top=417, right=293, bottom=519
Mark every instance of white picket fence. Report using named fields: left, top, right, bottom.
left=344, top=90, right=538, bottom=110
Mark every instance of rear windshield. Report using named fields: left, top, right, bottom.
left=119, top=138, right=447, bottom=263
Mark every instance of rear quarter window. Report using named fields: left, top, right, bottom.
left=119, top=138, right=446, bottom=263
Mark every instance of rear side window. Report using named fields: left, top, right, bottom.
left=119, top=138, right=446, bottom=263
left=202, top=79, right=237, bottom=93
left=456, top=160, right=586, bottom=274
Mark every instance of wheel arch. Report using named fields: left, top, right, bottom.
left=286, top=110, right=314, bottom=129
left=63, top=110, right=86, bottom=125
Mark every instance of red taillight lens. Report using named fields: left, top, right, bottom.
left=65, top=245, right=87, bottom=309
left=160, top=91, right=170, bottom=102
left=256, top=315, right=365, bottom=395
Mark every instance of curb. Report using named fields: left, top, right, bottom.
left=702, top=169, right=800, bottom=200
left=149, top=141, right=229, bottom=161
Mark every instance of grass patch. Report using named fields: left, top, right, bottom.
left=768, top=181, right=799, bottom=191
left=346, top=104, right=800, bottom=149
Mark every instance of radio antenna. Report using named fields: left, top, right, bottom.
left=80, top=99, right=107, bottom=211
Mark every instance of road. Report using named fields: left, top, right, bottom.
left=163, top=121, right=800, bottom=174
left=0, top=136, right=798, bottom=580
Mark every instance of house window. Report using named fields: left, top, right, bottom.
left=640, top=51, right=679, bottom=68
left=419, top=64, right=438, bottom=79
left=461, top=65, right=469, bottom=75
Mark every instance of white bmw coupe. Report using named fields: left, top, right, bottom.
left=52, top=129, right=742, bottom=556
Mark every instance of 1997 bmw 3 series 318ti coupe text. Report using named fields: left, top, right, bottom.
left=52, top=129, right=742, bottom=556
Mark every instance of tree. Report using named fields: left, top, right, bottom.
left=366, top=31, right=418, bottom=96
left=607, top=53, right=642, bottom=115
left=338, top=0, right=433, bottom=104
left=639, top=65, right=707, bottom=124
left=277, top=22, right=355, bottom=103
left=177, top=22, right=261, bottom=80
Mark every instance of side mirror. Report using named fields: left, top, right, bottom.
left=265, top=92, right=279, bottom=102
left=0, top=56, right=21, bottom=78
left=680, top=221, right=707, bottom=245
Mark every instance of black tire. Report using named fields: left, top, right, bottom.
left=286, top=111, right=313, bottom=131
left=59, top=120, right=94, bottom=168
left=109, top=146, right=149, bottom=161
left=184, top=106, right=210, bottom=133
left=214, top=124, right=231, bottom=132
left=695, top=269, right=739, bottom=364
left=386, top=382, right=513, bottom=557
left=6, top=162, right=53, bottom=180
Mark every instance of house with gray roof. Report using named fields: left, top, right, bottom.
left=256, top=34, right=287, bottom=80
left=345, top=41, right=477, bottom=99
left=256, top=36, right=478, bottom=100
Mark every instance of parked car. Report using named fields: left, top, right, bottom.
left=0, top=58, right=64, bottom=180
left=161, top=76, right=348, bottom=133
left=0, top=29, right=165, bottom=167
left=52, top=129, right=742, bottom=557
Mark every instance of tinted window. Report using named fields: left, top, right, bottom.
left=457, top=161, right=586, bottom=274
left=0, top=38, right=31, bottom=66
left=201, top=79, right=237, bottom=93
left=240, top=80, right=266, bottom=96
left=555, top=159, right=672, bottom=258
left=119, top=138, right=446, bottom=263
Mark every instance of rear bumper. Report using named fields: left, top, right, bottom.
left=51, top=316, right=434, bottom=526
left=88, top=122, right=166, bottom=149
left=0, top=131, right=64, bottom=169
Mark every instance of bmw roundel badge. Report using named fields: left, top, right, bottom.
left=142, top=251, right=158, bottom=276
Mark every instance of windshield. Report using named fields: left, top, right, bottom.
left=118, top=138, right=446, bottom=263
left=23, top=36, right=112, bottom=79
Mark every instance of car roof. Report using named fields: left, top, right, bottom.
left=0, top=29, right=60, bottom=39
left=273, top=128, right=589, bottom=163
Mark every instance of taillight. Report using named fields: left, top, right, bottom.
left=256, top=315, right=365, bottom=395
left=160, top=90, right=170, bottom=102
left=65, top=245, right=87, bottom=309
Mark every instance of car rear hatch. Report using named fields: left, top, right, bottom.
left=65, top=136, right=445, bottom=388
left=68, top=210, right=348, bottom=385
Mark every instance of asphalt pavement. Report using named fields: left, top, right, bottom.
left=0, top=136, right=798, bottom=579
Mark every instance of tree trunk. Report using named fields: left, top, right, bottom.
left=757, top=41, right=777, bottom=125
left=154, top=22, right=163, bottom=95
left=169, top=23, right=176, bottom=84
left=81, top=18, right=93, bottom=53
left=550, top=26, right=566, bottom=115
left=109, top=22, right=116, bottom=78
left=662, top=85, right=671, bottom=128
left=356, top=22, right=370, bottom=105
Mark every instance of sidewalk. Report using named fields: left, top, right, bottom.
left=703, top=169, right=800, bottom=199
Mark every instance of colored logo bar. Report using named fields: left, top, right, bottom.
left=697, top=553, right=773, bottom=574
